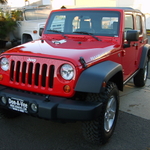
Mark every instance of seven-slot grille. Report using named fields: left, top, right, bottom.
left=10, top=60, right=55, bottom=88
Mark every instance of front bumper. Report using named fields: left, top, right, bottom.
left=0, top=85, right=102, bottom=121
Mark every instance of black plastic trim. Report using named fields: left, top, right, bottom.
left=75, top=61, right=122, bottom=93
left=0, top=86, right=102, bottom=121
left=139, top=44, right=150, bottom=69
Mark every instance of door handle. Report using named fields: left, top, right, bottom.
left=133, top=43, right=138, bottom=47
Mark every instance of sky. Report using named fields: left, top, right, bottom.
left=7, top=0, right=43, bottom=8
left=52, top=0, right=74, bottom=9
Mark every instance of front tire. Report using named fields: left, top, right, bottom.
left=82, top=82, right=119, bottom=144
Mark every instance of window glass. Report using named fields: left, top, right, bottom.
left=24, top=9, right=50, bottom=20
left=102, top=17, right=118, bottom=29
left=72, top=16, right=92, bottom=32
left=136, top=15, right=142, bottom=34
left=45, top=11, right=120, bottom=37
left=124, top=15, right=134, bottom=31
left=50, top=15, right=66, bottom=32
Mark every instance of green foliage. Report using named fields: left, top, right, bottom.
left=0, top=0, right=7, bottom=4
left=0, top=9, right=17, bottom=40
left=11, top=10, right=23, bottom=21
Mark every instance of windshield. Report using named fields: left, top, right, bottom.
left=24, top=9, right=50, bottom=20
left=45, top=10, right=120, bottom=37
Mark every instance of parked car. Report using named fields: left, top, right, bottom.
left=10, top=5, right=51, bottom=46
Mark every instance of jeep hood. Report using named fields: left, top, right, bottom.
left=5, top=36, right=120, bottom=66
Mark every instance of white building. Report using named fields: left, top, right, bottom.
left=6, top=0, right=51, bottom=8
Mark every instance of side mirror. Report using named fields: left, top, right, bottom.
left=124, top=30, right=139, bottom=48
left=39, top=28, right=44, bottom=36
left=126, top=30, right=139, bottom=41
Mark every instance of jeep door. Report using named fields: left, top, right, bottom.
left=122, top=13, right=138, bottom=80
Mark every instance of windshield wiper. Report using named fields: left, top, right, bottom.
left=73, top=31, right=101, bottom=41
left=47, top=29, right=67, bottom=38
left=47, top=29, right=62, bottom=33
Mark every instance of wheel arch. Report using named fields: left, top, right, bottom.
left=22, top=33, right=33, bottom=44
left=139, top=44, right=150, bottom=69
left=74, top=61, right=123, bottom=93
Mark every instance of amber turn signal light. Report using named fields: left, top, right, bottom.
left=33, top=30, right=37, bottom=34
left=63, top=85, right=71, bottom=93
left=102, top=81, right=106, bottom=87
left=0, top=74, right=3, bottom=81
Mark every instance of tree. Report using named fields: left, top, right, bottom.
left=0, top=0, right=7, bottom=4
left=0, top=0, right=17, bottom=48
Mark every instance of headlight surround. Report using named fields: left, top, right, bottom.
left=1, top=57, right=9, bottom=71
left=60, top=64, right=74, bottom=80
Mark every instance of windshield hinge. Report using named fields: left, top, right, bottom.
left=79, top=57, right=87, bottom=68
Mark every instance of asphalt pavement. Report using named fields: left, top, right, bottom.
left=0, top=81, right=150, bottom=150
left=120, top=79, right=150, bottom=120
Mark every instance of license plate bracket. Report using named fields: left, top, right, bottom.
left=8, top=97, right=28, bottom=113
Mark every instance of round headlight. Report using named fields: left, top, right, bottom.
left=60, top=64, right=74, bottom=80
left=1, top=57, right=9, bottom=71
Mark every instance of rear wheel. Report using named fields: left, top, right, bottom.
left=134, top=60, right=148, bottom=87
left=82, top=82, right=119, bottom=144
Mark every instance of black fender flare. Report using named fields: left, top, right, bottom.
left=139, top=44, right=150, bottom=69
left=75, top=61, right=123, bottom=93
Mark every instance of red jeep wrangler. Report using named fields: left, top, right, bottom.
left=0, top=7, right=149, bottom=144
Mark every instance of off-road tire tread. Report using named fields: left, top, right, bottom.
left=82, top=82, right=119, bottom=144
